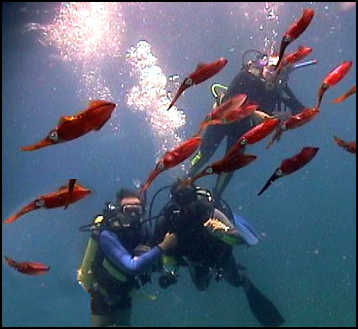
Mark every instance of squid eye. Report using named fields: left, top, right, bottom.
left=157, top=160, right=165, bottom=171
left=206, top=167, right=213, bottom=174
left=185, top=78, right=193, bottom=86
left=276, top=169, right=283, bottom=177
left=48, top=130, right=58, bottom=142
left=35, top=199, right=45, bottom=207
left=240, top=138, right=247, bottom=146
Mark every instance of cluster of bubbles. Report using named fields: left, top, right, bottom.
left=232, top=2, right=282, bottom=56
left=125, top=40, right=186, bottom=158
left=26, top=2, right=126, bottom=64
left=26, top=2, right=126, bottom=132
left=262, top=2, right=280, bottom=56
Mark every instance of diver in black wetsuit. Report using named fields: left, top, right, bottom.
left=188, top=49, right=316, bottom=198
left=148, top=181, right=285, bottom=327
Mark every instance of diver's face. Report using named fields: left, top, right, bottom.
left=117, top=197, right=144, bottom=228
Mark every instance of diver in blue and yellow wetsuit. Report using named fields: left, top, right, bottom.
left=188, top=50, right=317, bottom=198
left=77, top=188, right=177, bottom=327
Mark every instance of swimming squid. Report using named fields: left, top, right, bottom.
left=333, top=136, right=356, bottom=154
left=282, top=46, right=313, bottom=66
left=266, top=107, right=320, bottom=149
left=3, top=180, right=91, bottom=224
left=190, top=152, right=257, bottom=184
left=5, top=256, right=50, bottom=275
left=316, top=61, right=352, bottom=109
left=258, top=147, right=319, bottom=196
left=331, top=85, right=356, bottom=104
left=199, top=100, right=257, bottom=133
left=21, top=100, right=116, bottom=151
left=166, top=57, right=228, bottom=111
left=276, top=8, right=315, bottom=68
left=226, top=118, right=280, bottom=158
left=140, top=135, right=202, bottom=194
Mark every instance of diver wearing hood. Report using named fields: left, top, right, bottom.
left=77, top=188, right=177, bottom=327
left=148, top=181, right=284, bottom=326
left=188, top=49, right=315, bottom=198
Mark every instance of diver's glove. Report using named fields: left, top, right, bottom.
left=204, top=217, right=231, bottom=232
left=204, top=218, right=243, bottom=245
left=158, top=232, right=178, bottom=253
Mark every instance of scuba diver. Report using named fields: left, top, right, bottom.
left=188, top=49, right=317, bottom=198
left=77, top=188, right=177, bottom=327
left=148, top=180, right=285, bottom=327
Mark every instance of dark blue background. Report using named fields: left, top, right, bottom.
left=2, top=2, right=356, bottom=326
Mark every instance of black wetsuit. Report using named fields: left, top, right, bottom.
left=148, top=190, right=285, bottom=326
left=150, top=197, right=243, bottom=290
left=189, top=68, right=306, bottom=198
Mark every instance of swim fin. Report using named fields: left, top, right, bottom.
left=242, top=276, right=285, bottom=327
left=233, top=213, right=259, bottom=246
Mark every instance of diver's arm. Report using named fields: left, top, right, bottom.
left=279, top=84, right=306, bottom=114
left=99, top=230, right=162, bottom=275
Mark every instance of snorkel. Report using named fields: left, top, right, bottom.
left=291, top=59, right=318, bottom=71
left=276, top=59, right=318, bottom=86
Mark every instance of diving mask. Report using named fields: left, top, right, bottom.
left=104, top=202, right=143, bottom=229
left=244, top=50, right=287, bottom=86
left=121, top=203, right=144, bottom=218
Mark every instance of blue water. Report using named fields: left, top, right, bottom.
left=2, top=2, right=356, bottom=327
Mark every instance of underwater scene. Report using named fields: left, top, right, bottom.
left=2, top=2, right=356, bottom=327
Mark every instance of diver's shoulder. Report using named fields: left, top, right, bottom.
left=99, top=229, right=116, bottom=241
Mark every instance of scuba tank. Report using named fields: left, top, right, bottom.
left=77, top=203, right=155, bottom=297
left=77, top=203, right=130, bottom=294
left=77, top=215, right=105, bottom=293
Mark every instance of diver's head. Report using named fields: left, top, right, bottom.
left=170, top=180, right=198, bottom=206
left=243, top=49, right=267, bottom=77
left=170, top=179, right=213, bottom=206
left=108, top=188, right=145, bottom=230
left=243, top=49, right=288, bottom=87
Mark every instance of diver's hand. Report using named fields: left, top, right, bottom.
left=204, top=218, right=230, bottom=233
left=158, top=233, right=177, bottom=252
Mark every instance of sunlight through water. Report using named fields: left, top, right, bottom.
left=26, top=2, right=126, bottom=133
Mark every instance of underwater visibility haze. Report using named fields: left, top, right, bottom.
left=2, top=2, right=356, bottom=327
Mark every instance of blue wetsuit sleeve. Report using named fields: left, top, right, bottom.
left=99, top=230, right=162, bottom=275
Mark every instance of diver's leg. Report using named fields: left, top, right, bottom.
left=90, top=293, right=115, bottom=327
left=187, top=261, right=212, bottom=291
left=213, top=118, right=252, bottom=199
left=187, top=124, right=226, bottom=178
left=221, top=253, right=244, bottom=287
left=90, top=293, right=131, bottom=327
left=213, top=172, right=234, bottom=200
left=90, top=309, right=131, bottom=327
left=111, top=307, right=131, bottom=327
left=221, top=255, right=285, bottom=326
